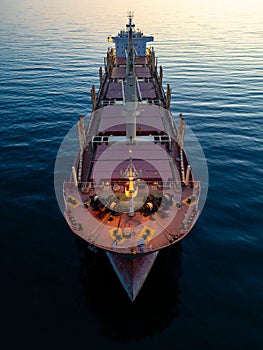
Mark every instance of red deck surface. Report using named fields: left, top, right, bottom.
left=95, top=105, right=167, bottom=133
left=63, top=54, right=200, bottom=255
left=92, top=143, right=174, bottom=181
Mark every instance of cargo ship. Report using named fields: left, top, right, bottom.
left=63, top=13, right=200, bottom=301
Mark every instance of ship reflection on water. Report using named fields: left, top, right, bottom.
left=77, top=237, right=182, bottom=340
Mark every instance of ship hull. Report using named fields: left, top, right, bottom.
left=106, top=251, right=159, bottom=301
left=63, top=15, right=201, bottom=300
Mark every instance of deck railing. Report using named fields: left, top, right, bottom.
left=63, top=180, right=201, bottom=249
left=64, top=180, right=200, bottom=190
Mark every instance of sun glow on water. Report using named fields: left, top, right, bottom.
left=1, top=0, right=262, bottom=51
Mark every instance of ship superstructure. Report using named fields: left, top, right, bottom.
left=63, top=13, right=200, bottom=300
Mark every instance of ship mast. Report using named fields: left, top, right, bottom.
left=124, top=150, right=138, bottom=216
left=125, top=12, right=137, bottom=144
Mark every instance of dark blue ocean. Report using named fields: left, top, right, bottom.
left=1, top=1, right=262, bottom=349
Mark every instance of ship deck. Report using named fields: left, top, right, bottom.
left=63, top=53, right=200, bottom=255
left=64, top=178, right=199, bottom=254
left=97, top=55, right=166, bottom=108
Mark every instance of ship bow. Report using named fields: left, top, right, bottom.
left=106, top=251, right=159, bottom=301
